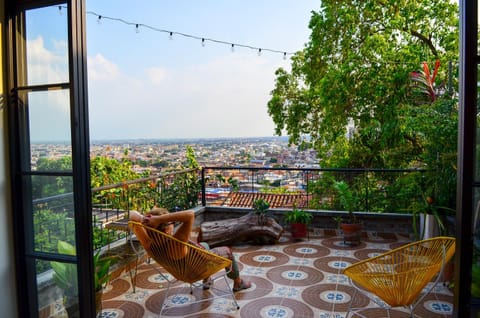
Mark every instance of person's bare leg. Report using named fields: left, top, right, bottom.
left=233, top=277, right=251, bottom=292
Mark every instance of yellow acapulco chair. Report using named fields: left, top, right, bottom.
left=128, top=221, right=239, bottom=316
left=343, top=236, right=455, bottom=318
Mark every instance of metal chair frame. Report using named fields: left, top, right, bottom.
left=129, top=221, right=239, bottom=316
left=343, top=236, right=455, bottom=318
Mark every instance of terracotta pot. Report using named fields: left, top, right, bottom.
left=65, top=300, right=80, bottom=318
left=96, top=289, right=103, bottom=316
left=290, top=223, right=308, bottom=238
left=340, top=222, right=362, bottom=245
left=442, top=260, right=454, bottom=287
left=341, top=222, right=362, bottom=234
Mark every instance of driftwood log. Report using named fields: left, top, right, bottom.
left=198, top=213, right=284, bottom=248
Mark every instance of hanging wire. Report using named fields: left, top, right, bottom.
left=82, top=8, right=297, bottom=57
left=63, top=6, right=459, bottom=66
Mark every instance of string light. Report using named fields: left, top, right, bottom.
left=81, top=8, right=295, bottom=58
left=57, top=6, right=458, bottom=65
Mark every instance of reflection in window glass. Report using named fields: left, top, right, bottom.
left=25, top=89, right=72, bottom=172
left=26, top=6, right=68, bottom=85
left=28, top=90, right=71, bottom=143
left=31, top=142, right=72, bottom=172
left=475, top=191, right=480, bottom=302
left=476, top=64, right=480, bottom=182
left=37, top=258, right=79, bottom=317
left=31, top=175, right=74, bottom=253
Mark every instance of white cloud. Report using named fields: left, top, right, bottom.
left=147, top=67, right=168, bottom=85
left=25, top=36, right=70, bottom=142
left=27, top=36, right=68, bottom=85
left=87, top=52, right=291, bottom=140
left=87, top=54, right=120, bottom=81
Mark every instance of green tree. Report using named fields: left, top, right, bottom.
left=185, top=145, right=199, bottom=169
left=160, top=145, right=200, bottom=210
left=33, top=157, right=73, bottom=199
left=268, top=0, right=458, bottom=169
left=90, top=156, right=141, bottom=188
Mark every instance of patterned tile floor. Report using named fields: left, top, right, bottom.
left=98, top=229, right=454, bottom=318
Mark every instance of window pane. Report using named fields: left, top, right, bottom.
left=25, top=6, right=68, bottom=85
left=37, top=258, right=79, bottom=318
left=21, top=89, right=72, bottom=171
left=32, top=176, right=74, bottom=253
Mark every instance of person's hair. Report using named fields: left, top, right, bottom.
left=149, top=207, right=170, bottom=230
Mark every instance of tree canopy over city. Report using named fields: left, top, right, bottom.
left=268, top=0, right=459, bottom=208
left=268, top=0, right=458, bottom=168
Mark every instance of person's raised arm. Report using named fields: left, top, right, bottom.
left=144, top=210, right=194, bottom=242
left=129, top=210, right=152, bottom=248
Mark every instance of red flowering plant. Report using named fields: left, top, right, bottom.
left=410, top=59, right=443, bottom=103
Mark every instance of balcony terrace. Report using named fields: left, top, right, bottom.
left=90, top=226, right=456, bottom=317
left=37, top=166, right=455, bottom=317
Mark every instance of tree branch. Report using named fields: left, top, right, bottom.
left=408, top=29, right=438, bottom=57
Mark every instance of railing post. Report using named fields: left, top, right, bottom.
left=201, top=168, right=206, bottom=206
left=365, top=170, right=369, bottom=212
left=305, top=170, right=309, bottom=208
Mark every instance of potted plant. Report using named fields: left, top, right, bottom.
left=284, top=206, right=313, bottom=239
left=93, top=249, right=118, bottom=314
left=409, top=183, right=455, bottom=240
left=252, top=198, right=270, bottom=225
left=50, top=241, right=116, bottom=317
left=333, top=181, right=362, bottom=245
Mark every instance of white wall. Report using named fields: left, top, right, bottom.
left=0, top=0, right=18, bottom=316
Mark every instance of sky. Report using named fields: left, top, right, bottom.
left=85, top=0, right=318, bottom=140
left=26, top=1, right=319, bottom=141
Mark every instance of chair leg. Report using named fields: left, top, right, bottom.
left=158, top=282, right=172, bottom=317
left=408, top=304, right=415, bottom=318
left=220, top=274, right=240, bottom=309
left=346, top=288, right=357, bottom=318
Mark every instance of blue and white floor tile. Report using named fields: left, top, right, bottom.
left=96, top=230, right=453, bottom=318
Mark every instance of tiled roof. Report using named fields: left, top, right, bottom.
left=223, top=192, right=309, bottom=209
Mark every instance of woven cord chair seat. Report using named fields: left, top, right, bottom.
left=128, top=221, right=239, bottom=314
left=144, top=226, right=232, bottom=283
left=343, top=236, right=455, bottom=316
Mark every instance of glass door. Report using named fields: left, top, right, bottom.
left=7, top=1, right=94, bottom=317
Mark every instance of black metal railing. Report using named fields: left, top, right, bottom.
left=32, top=166, right=424, bottom=255
left=200, top=166, right=426, bottom=213
left=32, top=168, right=201, bottom=253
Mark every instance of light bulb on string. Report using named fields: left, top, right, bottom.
left=58, top=6, right=62, bottom=15
left=83, top=9, right=296, bottom=59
